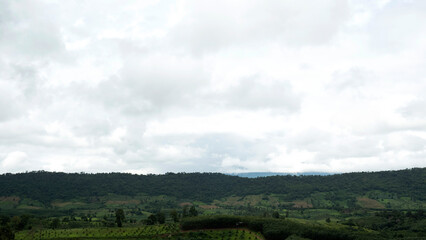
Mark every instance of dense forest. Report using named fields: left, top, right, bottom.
left=1, top=168, right=424, bottom=204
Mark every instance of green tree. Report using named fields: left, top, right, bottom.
left=156, top=212, right=165, bottom=224
left=0, top=216, right=10, bottom=226
left=189, top=206, right=198, bottom=217
left=170, top=209, right=179, bottom=223
left=182, top=206, right=189, bottom=218
left=147, top=214, right=157, bottom=225
left=272, top=211, right=280, bottom=218
left=50, top=218, right=60, bottom=229
left=10, top=216, right=27, bottom=231
left=115, top=209, right=125, bottom=227
left=0, top=225, right=14, bottom=240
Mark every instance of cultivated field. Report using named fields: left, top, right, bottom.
left=15, top=224, right=264, bottom=240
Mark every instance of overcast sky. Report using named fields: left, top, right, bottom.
left=1, top=0, right=426, bottom=174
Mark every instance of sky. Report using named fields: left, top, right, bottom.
left=1, top=0, right=426, bottom=174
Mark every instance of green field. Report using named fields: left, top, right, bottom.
left=15, top=225, right=263, bottom=240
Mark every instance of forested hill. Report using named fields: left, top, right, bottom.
left=0, top=168, right=424, bottom=204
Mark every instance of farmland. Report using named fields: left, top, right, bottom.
left=15, top=224, right=263, bottom=240
left=1, top=168, right=425, bottom=239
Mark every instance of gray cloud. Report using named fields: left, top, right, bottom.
left=0, top=1, right=66, bottom=60
left=314, top=137, right=381, bottom=161
left=90, top=54, right=208, bottom=116
left=329, top=68, right=373, bottom=92
left=169, top=0, right=350, bottom=55
left=0, top=82, right=23, bottom=122
left=399, top=99, right=426, bottom=119
left=383, top=133, right=426, bottom=152
left=220, top=76, right=300, bottom=113
left=1, top=0, right=425, bottom=174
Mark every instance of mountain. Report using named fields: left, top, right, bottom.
left=0, top=168, right=424, bottom=204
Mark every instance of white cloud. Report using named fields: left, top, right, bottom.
left=145, top=111, right=291, bottom=139
left=1, top=151, right=28, bottom=172
left=169, top=0, right=350, bottom=55
left=0, top=0, right=425, bottom=174
left=367, top=0, right=426, bottom=52
left=0, top=81, right=24, bottom=121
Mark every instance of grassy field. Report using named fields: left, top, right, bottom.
left=15, top=225, right=264, bottom=240
left=16, top=224, right=179, bottom=240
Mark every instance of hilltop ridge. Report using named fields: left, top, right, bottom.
left=1, top=168, right=424, bottom=204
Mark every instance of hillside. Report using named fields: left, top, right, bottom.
left=1, top=168, right=425, bottom=240
left=0, top=168, right=425, bottom=204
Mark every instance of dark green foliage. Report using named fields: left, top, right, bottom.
left=0, top=168, right=424, bottom=204
left=181, top=215, right=243, bottom=230
left=182, top=206, right=188, bottom=218
left=7, top=215, right=30, bottom=232
left=285, top=235, right=310, bottom=240
left=156, top=212, right=165, bottom=224
left=0, top=225, right=14, bottom=240
left=262, top=221, right=294, bottom=239
left=115, top=209, right=125, bottom=227
left=188, top=206, right=198, bottom=217
left=181, top=215, right=379, bottom=240
left=0, top=216, right=10, bottom=226
left=147, top=214, right=156, bottom=225
left=272, top=211, right=280, bottom=218
left=343, top=209, right=426, bottom=238
left=49, top=218, right=60, bottom=229
left=170, top=209, right=179, bottom=223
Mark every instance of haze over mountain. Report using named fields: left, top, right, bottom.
left=228, top=172, right=334, bottom=178
left=1, top=0, right=426, bottom=174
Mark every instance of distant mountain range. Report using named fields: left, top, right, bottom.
left=227, top=172, right=334, bottom=178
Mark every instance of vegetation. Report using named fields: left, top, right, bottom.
left=180, top=215, right=380, bottom=240
left=0, top=168, right=425, bottom=239
left=0, top=168, right=424, bottom=204
left=15, top=224, right=180, bottom=240
left=115, top=209, right=125, bottom=227
left=14, top=224, right=264, bottom=240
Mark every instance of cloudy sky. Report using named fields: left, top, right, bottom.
left=1, top=0, right=426, bottom=174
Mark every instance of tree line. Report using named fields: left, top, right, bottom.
left=0, top=168, right=424, bottom=204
